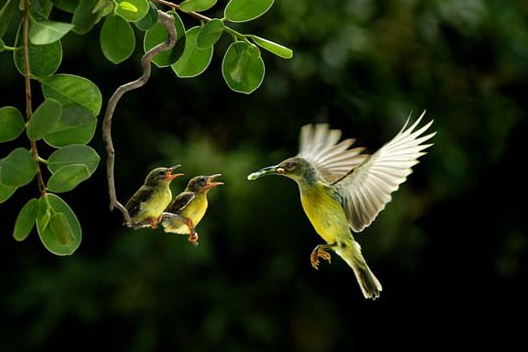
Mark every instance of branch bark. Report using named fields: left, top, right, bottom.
left=102, top=11, right=177, bottom=226
left=22, top=0, right=46, bottom=197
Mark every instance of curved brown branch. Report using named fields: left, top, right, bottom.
left=152, top=0, right=212, bottom=22
left=102, top=11, right=176, bottom=226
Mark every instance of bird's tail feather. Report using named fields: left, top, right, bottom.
left=335, top=240, right=382, bottom=300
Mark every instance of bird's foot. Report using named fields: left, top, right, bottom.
left=149, top=216, right=162, bottom=229
left=310, top=245, right=332, bottom=270
left=187, top=232, right=199, bottom=247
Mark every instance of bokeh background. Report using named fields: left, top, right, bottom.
left=1, top=0, right=527, bottom=350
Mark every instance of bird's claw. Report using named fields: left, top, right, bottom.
left=310, top=245, right=332, bottom=270
left=188, top=232, right=199, bottom=247
left=148, top=215, right=163, bottom=229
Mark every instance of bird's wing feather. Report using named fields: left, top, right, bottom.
left=166, top=192, right=195, bottom=213
left=125, top=186, right=154, bottom=218
left=297, top=123, right=370, bottom=183
left=334, top=111, right=435, bottom=232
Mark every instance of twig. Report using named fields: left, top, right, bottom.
left=152, top=0, right=212, bottom=22
left=102, top=11, right=176, bottom=226
left=22, top=0, right=46, bottom=197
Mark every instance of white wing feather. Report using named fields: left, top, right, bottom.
left=335, top=111, right=435, bottom=232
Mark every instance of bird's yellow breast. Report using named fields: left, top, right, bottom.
left=166, top=194, right=208, bottom=234
left=300, top=182, right=350, bottom=244
left=138, top=187, right=172, bottom=221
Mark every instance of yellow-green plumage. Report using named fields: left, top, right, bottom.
left=131, top=184, right=172, bottom=223
left=164, top=194, right=208, bottom=234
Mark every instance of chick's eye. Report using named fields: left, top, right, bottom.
left=159, top=171, right=166, bottom=176
left=285, top=162, right=295, bottom=170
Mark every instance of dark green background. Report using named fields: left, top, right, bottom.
left=1, top=0, right=526, bottom=350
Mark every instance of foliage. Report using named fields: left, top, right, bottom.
left=0, top=0, right=292, bottom=255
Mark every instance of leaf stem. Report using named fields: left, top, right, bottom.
left=102, top=11, right=177, bottom=227
left=2, top=45, right=21, bottom=51
left=22, top=0, right=47, bottom=197
left=38, top=156, right=49, bottom=164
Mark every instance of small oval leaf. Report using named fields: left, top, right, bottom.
left=41, top=74, right=102, bottom=116
left=47, top=164, right=91, bottom=193
left=0, top=0, right=18, bottom=38
left=179, top=0, right=217, bottom=13
left=37, top=194, right=82, bottom=256
left=222, top=41, right=265, bottom=94
left=72, top=0, right=103, bottom=34
left=0, top=168, right=17, bottom=204
left=196, top=19, right=223, bottom=49
left=48, top=145, right=100, bottom=175
left=250, top=35, right=292, bottom=59
left=0, top=106, right=25, bottom=142
left=13, top=198, right=39, bottom=241
left=100, top=15, right=136, bottom=64
left=50, top=212, right=76, bottom=245
left=144, top=10, right=186, bottom=67
left=14, top=23, right=63, bottom=80
left=50, top=0, right=80, bottom=14
left=0, top=148, right=36, bottom=187
left=224, top=0, right=274, bottom=23
left=135, top=2, right=158, bottom=31
left=116, top=0, right=149, bottom=22
left=29, top=21, right=74, bottom=45
left=43, top=105, right=97, bottom=148
left=172, top=26, right=213, bottom=78
left=26, top=99, right=62, bottom=141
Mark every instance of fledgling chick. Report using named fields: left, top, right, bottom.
left=161, top=174, right=223, bottom=246
left=125, top=165, right=183, bottom=229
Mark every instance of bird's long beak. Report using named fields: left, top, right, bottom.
left=166, top=165, right=184, bottom=181
left=247, top=165, right=284, bottom=180
left=203, top=174, right=224, bottom=190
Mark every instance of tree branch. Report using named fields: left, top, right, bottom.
left=102, top=11, right=176, bottom=226
left=22, top=0, right=46, bottom=197
left=152, top=0, right=212, bottom=22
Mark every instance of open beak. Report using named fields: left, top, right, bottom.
left=247, top=165, right=284, bottom=181
left=165, top=164, right=184, bottom=181
left=203, top=174, right=224, bottom=190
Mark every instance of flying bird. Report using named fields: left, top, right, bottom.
left=247, top=112, right=435, bottom=299
left=161, top=174, right=223, bottom=246
left=125, top=165, right=183, bottom=229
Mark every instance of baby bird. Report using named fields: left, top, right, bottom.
left=125, top=165, right=183, bottom=228
left=161, top=174, right=223, bottom=245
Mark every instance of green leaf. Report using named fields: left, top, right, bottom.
left=13, top=198, right=39, bottom=241
left=48, top=145, right=100, bottom=175
left=0, top=38, right=4, bottom=52
left=72, top=0, right=103, bottom=34
left=50, top=0, right=80, bottom=13
left=250, top=35, right=292, bottom=59
left=50, top=212, right=76, bottom=245
left=179, top=0, right=217, bottom=13
left=47, top=164, right=91, bottom=193
left=100, top=15, right=136, bottom=64
left=14, top=22, right=63, bottom=80
left=116, top=0, right=148, bottom=22
left=37, top=194, right=82, bottom=255
left=224, top=0, right=274, bottom=23
left=0, top=168, right=17, bottom=204
left=222, top=41, right=265, bottom=94
left=41, top=74, right=102, bottom=116
left=37, top=196, right=51, bottom=230
left=0, top=0, right=18, bottom=38
left=0, top=106, right=25, bottom=142
left=135, top=1, right=158, bottom=31
left=144, top=10, right=186, bottom=67
left=196, top=19, right=223, bottom=49
left=172, top=26, right=213, bottom=78
left=26, top=99, right=62, bottom=141
left=43, top=104, right=97, bottom=148
left=0, top=147, right=36, bottom=187
left=31, top=0, right=53, bottom=18
left=29, top=20, right=74, bottom=45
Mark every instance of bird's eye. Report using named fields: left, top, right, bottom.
left=284, top=162, right=295, bottom=170
left=158, top=171, right=166, bottom=176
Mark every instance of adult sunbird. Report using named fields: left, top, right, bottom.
left=125, top=165, right=183, bottom=229
left=247, top=112, right=435, bottom=299
left=161, top=174, right=223, bottom=246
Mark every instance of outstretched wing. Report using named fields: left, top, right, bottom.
left=166, top=192, right=195, bottom=214
left=125, top=186, right=154, bottom=218
left=334, top=111, right=435, bottom=232
left=297, top=123, right=369, bottom=183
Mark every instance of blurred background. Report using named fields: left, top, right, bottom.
left=1, top=0, right=527, bottom=350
